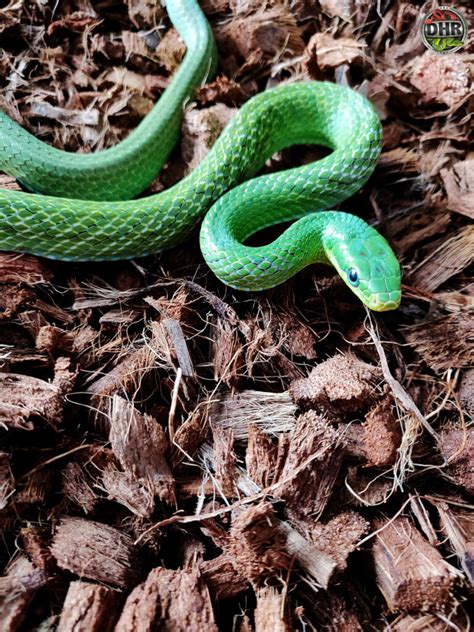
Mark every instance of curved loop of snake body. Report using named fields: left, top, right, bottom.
left=0, top=0, right=401, bottom=311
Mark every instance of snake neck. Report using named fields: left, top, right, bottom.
left=200, top=209, right=393, bottom=296
left=200, top=209, right=340, bottom=291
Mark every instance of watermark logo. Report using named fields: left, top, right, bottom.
left=421, top=6, right=467, bottom=53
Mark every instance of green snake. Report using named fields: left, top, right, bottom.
left=0, top=0, right=401, bottom=312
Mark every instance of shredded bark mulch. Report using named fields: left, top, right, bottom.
left=0, top=0, right=472, bottom=629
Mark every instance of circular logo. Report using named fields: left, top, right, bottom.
left=421, top=6, right=467, bottom=53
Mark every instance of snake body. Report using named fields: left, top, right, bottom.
left=0, top=0, right=217, bottom=200
left=0, top=0, right=401, bottom=311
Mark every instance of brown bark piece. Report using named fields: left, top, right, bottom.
left=409, top=225, right=474, bottom=292
left=101, top=468, right=155, bottom=517
left=199, top=454, right=338, bottom=588
left=439, top=428, right=473, bottom=494
left=392, top=611, right=469, bottom=631
left=254, top=587, right=290, bottom=632
left=0, top=174, right=21, bottom=191
left=87, top=347, right=157, bottom=419
left=440, top=158, right=474, bottom=220
left=343, top=399, right=401, bottom=467
left=306, top=589, right=363, bottom=632
left=275, top=411, right=344, bottom=520
left=164, top=317, right=194, bottom=375
left=215, top=7, right=304, bottom=62
left=310, top=511, right=369, bottom=573
left=211, top=316, right=244, bottom=388
left=36, top=324, right=97, bottom=357
left=196, top=76, right=247, bottom=106
left=36, top=325, right=73, bottom=355
left=54, top=355, right=78, bottom=389
left=127, top=0, right=164, bottom=29
left=114, top=567, right=217, bottom=632
left=24, top=298, right=73, bottom=327
left=246, top=425, right=278, bottom=488
left=210, top=390, right=296, bottom=440
left=266, top=307, right=317, bottom=361
left=372, top=516, right=461, bottom=612
left=306, top=32, right=365, bottom=74
left=290, top=353, right=380, bottom=414
left=181, top=104, right=236, bottom=173
left=15, top=468, right=53, bottom=505
left=0, top=451, right=14, bottom=510
left=155, top=28, right=185, bottom=72
left=0, top=253, right=52, bottom=284
left=20, top=526, right=55, bottom=573
left=241, top=311, right=304, bottom=382
left=285, top=327, right=317, bottom=362
left=57, top=581, right=122, bottom=632
left=50, top=517, right=140, bottom=589
left=199, top=516, right=229, bottom=549
left=0, top=285, right=36, bottom=320
left=341, top=424, right=368, bottom=462
left=226, top=503, right=291, bottom=586
left=0, top=556, right=48, bottom=632
left=403, top=311, right=473, bottom=371
left=212, top=426, right=237, bottom=499
left=278, top=522, right=337, bottom=589
left=457, top=368, right=474, bottom=417
left=435, top=503, right=473, bottom=583
left=362, top=397, right=401, bottom=466
left=171, top=405, right=210, bottom=468
left=344, top=467, right=393, bottom=507
left=146, top=312, right=194, bottom=378
left=392, top=208, right=451, bottom=256
left=61, top=461, right=98, bottom=514
left=148, top=287, right=194, bottom=324
left=109, top=395, right=175, bottom=505
left=410, top=52, right=470, bottom=108
left=200, top=554, right=250, bottom=601
left=378, top=146, right=419, bottom=176
left=0, top=357, right=76, bottom=429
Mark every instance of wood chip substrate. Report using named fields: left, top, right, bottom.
left=0, top=0, right=472, bottom=629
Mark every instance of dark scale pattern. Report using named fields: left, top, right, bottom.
left=0, top=0, right=217, bottom=202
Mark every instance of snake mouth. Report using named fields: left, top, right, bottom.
left=368, top=291, right=401, bottom=312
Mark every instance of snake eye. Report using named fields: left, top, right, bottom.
left=347, top=268, right=360, bottom=286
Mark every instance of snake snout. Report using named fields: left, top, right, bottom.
left=323, top=217, right=401, bottom=311
left=368, top=289, right=402, bottom=312
left=366, top=273, right=402, bottom=311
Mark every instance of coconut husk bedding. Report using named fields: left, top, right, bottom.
left=0, top=0, right=472, bottom=629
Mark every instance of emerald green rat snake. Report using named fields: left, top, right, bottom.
left=0, top=0, right=401, bottom=311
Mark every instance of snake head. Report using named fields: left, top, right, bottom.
left=323, top=214, right=401, bottom=311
